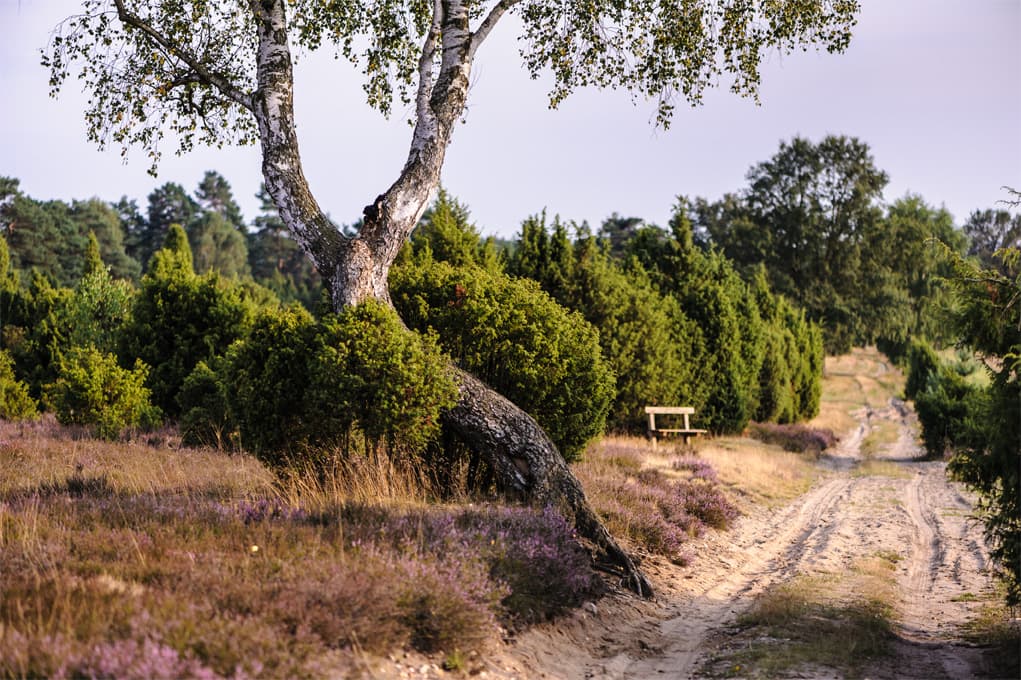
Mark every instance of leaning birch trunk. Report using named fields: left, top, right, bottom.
left=446, top=370, right=654, bottom=597
left=249, top=0, right=653, bottom=597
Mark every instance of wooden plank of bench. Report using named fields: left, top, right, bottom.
left=645, top=406, right=698, bottom=434
left=655, top=429, right=708, bottom=434
left=644, top=407, right=695, bottom=415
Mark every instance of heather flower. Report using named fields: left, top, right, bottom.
left=747, top=422, right=838, bottom=455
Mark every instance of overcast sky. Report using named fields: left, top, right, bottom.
left=3, top=1, right=1019, bottom=238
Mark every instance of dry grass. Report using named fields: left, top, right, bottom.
left=959, top=586, right=1021, bottom=678
left=705, top=552, right=900, bottom=678
left=859, top=419, right=901, bottom=459
left=0, top=416, right=275, bottom=498
left=275, top=448, right=439, bottom=511
left=584, top=435, right=820, bottom=512
left=813, top=347, right=906, bottom=436
left=695, top=437, right=820, bottom=509
left=852, top=460, right=912, bottom=479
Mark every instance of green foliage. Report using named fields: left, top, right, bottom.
left=401, top=189, right=502, bottom=272
left=865, top=196, right=965, bottom=356
left=908, top=243, right=1020, bottom=605
left=507, top=213, right=577, bottom=296
left=625, top=210, right=760, bottom=433
left=0, top=181, right=139, bottom=287
left=187, top=211, right=250, bottom=278
left=913, top=365, right=985, bottom=460
left=195, top=170, right=246, bottom=231
left=64, top=250, right=136, bottom=357
left=69, top=200, right=141, bottom=280
left=248, top=185, right=322, bottom=310
left=0, top=232, right=135, bottom=401
left=315, top=302, right=458, bottom=451
left=507, top=205, right=822, bottom=435
left=120, top=225, right=255, bottom=417
left=0, top=351, right=38, bottom=421
left=218, top=305, right=320, bottom=463
left=3, top=273, right=74, bottom=397
left=939, top=244, right=1021, bottom=605
left=904, top=338, right=941, bottom=401
left=964, top=208, right=1021, bottom=274
left=680, top=251, right=753, bottom=432
left=220, top=302, right=457, bottom=468
left=177, top=360, right=233, bottom=449
left=755, top=325, right=796, bottom=424
left=44, top=347, right=160, bottom=439
left=45, top=0, right=857, bottom=170
left=569, top=244, right=706, bottom=432
left=392, top=260, right=614, bottom=461
left=700, top=136, right=889, bottom=353
left=509, top=216, right=707, bottom=433
left=517, top=1, right=858, bottom=125
left=692, top=143, right=970, bottom=355
left=785, top=303, right=824, bottom=421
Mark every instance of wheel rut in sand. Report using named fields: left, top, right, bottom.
left=902, top=466, right=945, bottom=639
left=608, top=476, right=858, bottom=679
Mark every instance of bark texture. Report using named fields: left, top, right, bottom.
left=445, top=370, right=654, bottom=597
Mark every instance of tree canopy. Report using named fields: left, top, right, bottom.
left=45, top=1, right=861, bottom=169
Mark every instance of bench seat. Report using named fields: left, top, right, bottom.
left=645, top=406, right=706, bottom=445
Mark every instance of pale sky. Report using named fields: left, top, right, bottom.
left=2, top=1, right=1020, bottom=238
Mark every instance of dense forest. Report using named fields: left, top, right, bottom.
left=1, top=135, right=1019, bottom=600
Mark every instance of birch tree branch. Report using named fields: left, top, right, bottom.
left=112, top=0, right=254, bottom=110
left=470, top=0, right=522, bottom=58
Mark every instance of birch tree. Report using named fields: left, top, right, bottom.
left=45, top=0, right=860, bottom=596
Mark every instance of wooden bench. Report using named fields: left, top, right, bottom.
left=645, top=406, right=707, bottom=446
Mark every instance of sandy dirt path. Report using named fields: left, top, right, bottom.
left=495, top=400, right=1002, bottom=679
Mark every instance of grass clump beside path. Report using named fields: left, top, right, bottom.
left=703, top=553, right=900, bottom=678
left=694, top=437, right=821, bottom=509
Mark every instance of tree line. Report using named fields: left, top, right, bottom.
left=0, top=172, right=320, bottom=308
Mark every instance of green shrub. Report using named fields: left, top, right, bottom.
left=913, top=366, right=985, bottom=459
left=313, top=302, right=458, bottom=452
left=63, top=234, right=136, bottom=356
left=44, top=347, right=161, bottom=439
left=221, top=302, right=457, bottom=469
left=755, top=326, right=796, bottom=423
left=904, top=337, right=941, bottom=401
left=177, top=359, right=234, bottom=448
left=220, top=305, right=320, bottom=463
left=0, top=351, right=38, bottom=420
left=788, top=305, right=824, bottom=421
left=578, top=267, right=704, bottom=433
left=120, top=225, right=255, bottom=416
left=4, top=272, right=73, bottom=397
left=391, top=261, right=614, bottom=461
